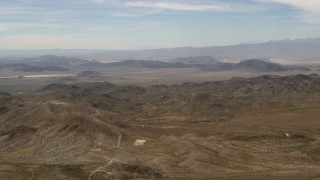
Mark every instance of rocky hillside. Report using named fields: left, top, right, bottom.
left=1, top=74, right=320, bottom=179
left=37, top=74, right=320, bottom=119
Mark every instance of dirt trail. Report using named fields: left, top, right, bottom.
left=88, top=109, right=122, bottom=180
left=90, top=110, right=122, bottom=148
left=88, top=157, right=113, bottom=180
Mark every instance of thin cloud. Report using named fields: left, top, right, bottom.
left=259, top=0, right=320, bottom=23
left=112, top=9, right=161, bottom=17
left=92, top=0, right=105, bottom=3
left=0, top=6, right=30, bottom=15
left=125, top=1, right=231, bottom=11
left=264, top=0, right=320, bottom=12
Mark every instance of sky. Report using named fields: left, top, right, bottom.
left=0, top=0, right=320, bottom=50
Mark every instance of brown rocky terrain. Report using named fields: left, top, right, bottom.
left=1, top=74, right=320, bottom=179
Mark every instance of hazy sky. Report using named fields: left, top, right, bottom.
left=0, top=0, right=320, bottom=49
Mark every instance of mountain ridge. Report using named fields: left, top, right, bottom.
left=106, top=58, right=309, bottom=72
left=1, top=37, right=320, bottom=62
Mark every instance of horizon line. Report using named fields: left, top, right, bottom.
left=0, top=37, right=319, bottom=51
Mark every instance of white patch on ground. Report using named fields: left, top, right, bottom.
left=50, top=101, right=69, bottom=105
left=133, top=139, right=146, bottom=146
left=284, top=133, right=291, bottom=137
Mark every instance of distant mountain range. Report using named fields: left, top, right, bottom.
left=105, top=57, right=309, bottom=72
left=0, top=55, right=310, bottom=72
left=0, top=55, right=89, bottom=72
left=0, top=37, right=320, bottom=62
